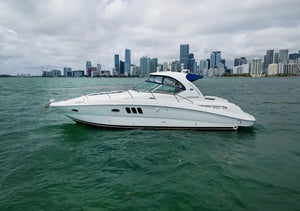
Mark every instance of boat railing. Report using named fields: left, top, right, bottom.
left=175, top=94, right=194, bottom=104
left=88, top=90, right=124, bottom=99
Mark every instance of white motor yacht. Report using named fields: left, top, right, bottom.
left=49, top=71, right=255, bottom=130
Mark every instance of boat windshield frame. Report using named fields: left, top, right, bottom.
left=134, top=75, right=186, bottom=95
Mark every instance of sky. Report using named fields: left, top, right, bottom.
left=0, top=0, right=300, bottom=75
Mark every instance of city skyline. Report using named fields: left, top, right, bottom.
left=1, top=0, right=300, bottom=75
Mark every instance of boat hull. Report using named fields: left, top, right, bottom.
left=51, top=104, right=255, bottom=130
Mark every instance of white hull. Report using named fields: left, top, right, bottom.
left=52, top=103, right=255, bottom=130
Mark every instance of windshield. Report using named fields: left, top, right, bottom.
left=134, top=75, right=185, bottom=94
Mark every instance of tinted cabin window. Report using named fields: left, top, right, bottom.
left=131, top=107, right=137, bottom=114
left=125, top=107, right=131, bottom=113
left=137, top=108, right=143, bottom=114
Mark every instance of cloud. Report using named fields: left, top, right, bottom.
left=0, top=0, right=300, bottom=75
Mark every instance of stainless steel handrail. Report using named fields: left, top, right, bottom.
left=175, top=94, right=194, bottom=104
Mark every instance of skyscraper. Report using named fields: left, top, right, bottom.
left=114, top=54, right=120, bottom=74
left=171, top=61, right=180, bottom=72
left=180, top=44, right=189, bottom=70
left=86, top=61, right=92, bottom=76
left=63, top=67, right=72, bottom=77
left=215, top=51, right=221, bottom=67
left=189, top=53, right=195, bottom=73
left=265, top=49, right=274, bottom=73
left=120, top=60, right=125, bottom=75
left=278, top=49, right=289, bottom=63
left=210, top=53, right=216, bottom=69
left=97, top=64, right=101, bottom=76
left=150, top=58, right=158, bottom=73
left=140, top=56, right=150, bottom=76
left=274, top=52, right=279, bottom=63
left=250, top=58, right=262, bottom=76
left=210, top=51, right=221, bottom=68
left=234, top=57, right=247, bottom=66
left=125, top=49, right=131, bottom=76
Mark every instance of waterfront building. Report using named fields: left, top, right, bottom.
left=289, top=53, right=300, bottom=61
left=86, top=61, right=92, bottom=76
left=199, top=60, right=209, bottom=74
left=210, top=53, right=216, bottom=68
left=120, top=60, right=125, bottom=75
left=180, top=44, right=189, bottom=70
left=91, top=69, right=101, bottom=77
left=278, top=49, right=289, bottom=63
left=88, top=67, right=97, bottom=77
left=215, top=51, right=221, bottom=67
left=157, top=64, right=163, bottom=72
left=114, top=54, right=120, bottom=74
left=250, top=58, right=262, bottom=77
left=206, top=59, right=210, bottom=69
left=286, top=63, right=300, bottom=75
left=125, top=49, right=131, bottom=76
left=274, top=52, right=279, bottom=63
left=210, top=51, right=221, bottom=68
left=100, top=70, right=111, bottom=76
left=278, top=63, right=285, bottom=74
left=63, top=67, right=72, bottom=77
left=72, top=70, right=84, bottom=77
left=221, top=59, right=226, bottom=67
left=233, top=63, right=250, bottom=75
left=51, top=69, right=62, bottom=77
left=234, top=57, right=247, bottom=67
left=150, top=58, right=158, bottom=73
left=140, top=56, right=150, bottom=77
left=171, top=60, right=180, bottom=72
left=97, top=64, right=101, bottom=76
left=130, top=65, right=140, bottom=76
left=163, top=62, right=168, bottom=71
left=265, top=50, right=274, bottom=73
left=42, top=71, right=53, bottom=77
left=268, top=64, right=278, bottom=76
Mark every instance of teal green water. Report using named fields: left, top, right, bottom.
left=0, top=77, right=300, bottom=210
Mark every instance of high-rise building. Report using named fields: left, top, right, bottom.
left=86, top=61, right=92, bottom=76
left=140, top=56, right=150, bottom=76
left=278, top=49, right=289, bottom=63
left=120, top=60, right=125, bottom=75
left=188, top=53, right=195, bottom=73
left=268, top=63, right=278, bottom=76
left=250, top=58, right=262, bottom=76
left=88, top=67, right=97, bottom=77
left=72, top=70, right=84, bottom=77
left=289, top=53, right=300, bottom=61
left=199, top=59, right=209, bottom=74
left=274, top=52, right=279, bottom=63
left=210, top=51, right=221, bottom=68
left=265, top=50, right=274, bottom=73
left=171, top=60, right=180, bottom=72
left=206, top=59, right=210, bottom=69
left=234, top=58, right=240, bottom=66
left=233, top=63, right=250, bottom=75
left=163, top=62, right=168, bottom=71
left=63, top=67, right=72, bottom=77
left=114, top=54, right=120, bottom=74
left=150, top=58, right=158, bottom=73
left=215, top=51, right=221, bottom=67
left=221, top=59, right=226, bottom=67
left=125, top=49, right=131, bottom=76
left=210, top=53, right=216, bottom=69
left=180, top=44, right=189, bottom=70
left=234, top=57, right=247, bottom=66
left=97, top=64, right=101, bottom=76
left=51, top=69, right=61, bottom=77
